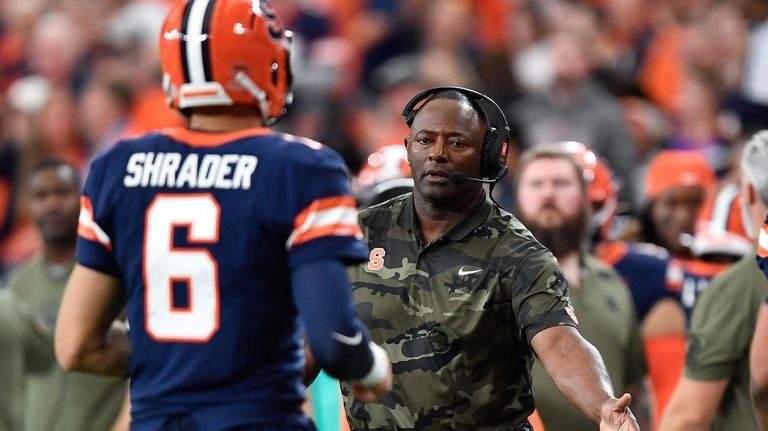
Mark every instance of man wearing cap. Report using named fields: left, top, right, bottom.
left=634, top=150, right=720, bottom=423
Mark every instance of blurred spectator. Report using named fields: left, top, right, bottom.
left=508, top=28, right=638, bottom=207
left=516, top=145, right=650, bottom=431
left=78, top=79, right=134, bottom=156
left=593, top=0, right=655, bottom=97
left=668, top=71, right=731, bottom=174
left=641, top=150, right=715, bottom=256
left=0, top=288, right=48, bottom=431
left=27, top=12, right=87, bottom=90
left=2, top=160, right=126, bottom=431
left=660, top=131, right=768, bottom=431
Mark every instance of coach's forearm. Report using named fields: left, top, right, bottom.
left=532, top=326, right=615, bottom=423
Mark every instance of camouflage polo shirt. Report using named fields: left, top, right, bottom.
left=342, top=193, right=576, bottom=430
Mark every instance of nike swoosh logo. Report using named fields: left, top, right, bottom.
left=458, top=267, right=482, bottom=276
left=331, top=331, right=363, bottom=346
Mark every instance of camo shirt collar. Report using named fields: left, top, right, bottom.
left=395, top=192, right=494, bottom=243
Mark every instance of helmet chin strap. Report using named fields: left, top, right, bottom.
left=234, top=71, right=273, bottom=125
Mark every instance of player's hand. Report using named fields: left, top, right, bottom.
left=757, top=214, right=768, bottom=280
left=599, top=393, right=640, bottom=431
left=352, top=361, right=392, bottom=403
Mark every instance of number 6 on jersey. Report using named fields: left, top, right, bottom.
left=144, top=194, right=220, bottom=342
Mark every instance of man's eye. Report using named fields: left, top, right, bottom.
left=417, top=138, right=430, bottom=145
left=450, top=140, right=465, bottom=148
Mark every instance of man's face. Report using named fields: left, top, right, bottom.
left=516, top=157, right=588, bottom=256
left=27, top=166, right=80, bottom=246
left=650, top=186, right=705, bottom=255
left=405, top=98, right=485, bottom=207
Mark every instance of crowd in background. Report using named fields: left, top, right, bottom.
left=1, top=0, right=768, bottom=273
left=2, top=0, right=768, bottom=429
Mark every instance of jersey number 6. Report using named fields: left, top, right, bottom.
left=144, top=194, right=220, bottom=342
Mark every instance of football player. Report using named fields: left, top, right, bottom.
left=54, top=1, right=391, bottom=430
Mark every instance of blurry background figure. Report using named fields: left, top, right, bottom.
left=353, top=143, right=413, bottom=208
left=622, top=96, right=671, bottom=212
left=0, top=160, right=126, bottom=431
left=0, top=289, right=48, bottom=430
left=78, top=79, right=135, bottom=157
left=641, top=150, right=715, bottom=259
left=508, top=4, right=638, bottom=208
left=515, top=145, right=650, bottom=431
left=660, top=130, right=768, bottom=431
left=636, top=149, right=715, bottom=424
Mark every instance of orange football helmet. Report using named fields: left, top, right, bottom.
left=159, top=0, right=293, bottom=124
left=354, top=144, right=413, bottom=207
left=690, top=183, right=752, bottom=259
left=558, top=140, right=618, bottom=240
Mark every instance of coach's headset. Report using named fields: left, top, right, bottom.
left=401, top=86, right=511, bottom=184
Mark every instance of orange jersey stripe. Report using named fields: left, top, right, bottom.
left=78, top=196, right=113, bottom=250
left=293, top=196, right=357, bottom=229
left=594, top=241, right=629, bottom=266
left=291, top=223, right=362, bottom=247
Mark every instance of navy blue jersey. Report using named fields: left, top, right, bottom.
left=76, top=127, right=368, bottom=427
left=596, top=241, right=678, bottom=321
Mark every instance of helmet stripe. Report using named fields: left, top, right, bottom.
left=711, top=183, right=739, bottom=233
left=184, top=0, right=212, bottom=84
left=179, top=0, right=195, bottom=83
left=200, top=0, right=217, bottom=82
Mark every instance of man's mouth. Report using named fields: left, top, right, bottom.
left=424, top=169, right=450, bottom=182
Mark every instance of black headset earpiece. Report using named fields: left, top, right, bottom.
left=401, top=86, right=510, bottom=183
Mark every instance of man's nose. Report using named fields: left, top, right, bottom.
left=428, top=139, right=449, bottom=162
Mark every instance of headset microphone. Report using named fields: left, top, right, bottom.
left=448, top=172, right=499, bottom=185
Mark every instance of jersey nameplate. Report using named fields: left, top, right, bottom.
left=123, top=152, right=258, bottom=190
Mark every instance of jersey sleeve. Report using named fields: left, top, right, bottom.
left=508, top=248, right=578, bottom=343
left=757, top=214, right=768, bottom=279
left=76, top=155, right=121, bottom=277
left=684, top=271, right=753, bottom=380
left=286, top=149, right=368, bottom=269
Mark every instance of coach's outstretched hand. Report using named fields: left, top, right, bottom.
left=757, top=214, right=768, bottom=280
left=600, top=393, right=640, bottom=431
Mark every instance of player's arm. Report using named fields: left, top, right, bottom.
left=657, top=376, right=727, bottom=430
left=751, top=220, right=768, bottom=431
left=291, top=258, right=391, bottom=401
left=531, top=325, right=639, bottom=430
left=55, top=264, right=130, bottom=377
left=751, top=303, right=768, bottom=431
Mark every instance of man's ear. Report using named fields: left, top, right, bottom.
left=403, top=136, right=411, bottom=165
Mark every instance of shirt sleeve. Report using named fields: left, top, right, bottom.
left=76, top=155, right=121, bottom=276
left=624, top=308, right=648, bottom=386
left=508, top=248, right=578, bottom=343
left=685, top=272, right=753, bottom=380
left=286, top=149, right=368, bottom=269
